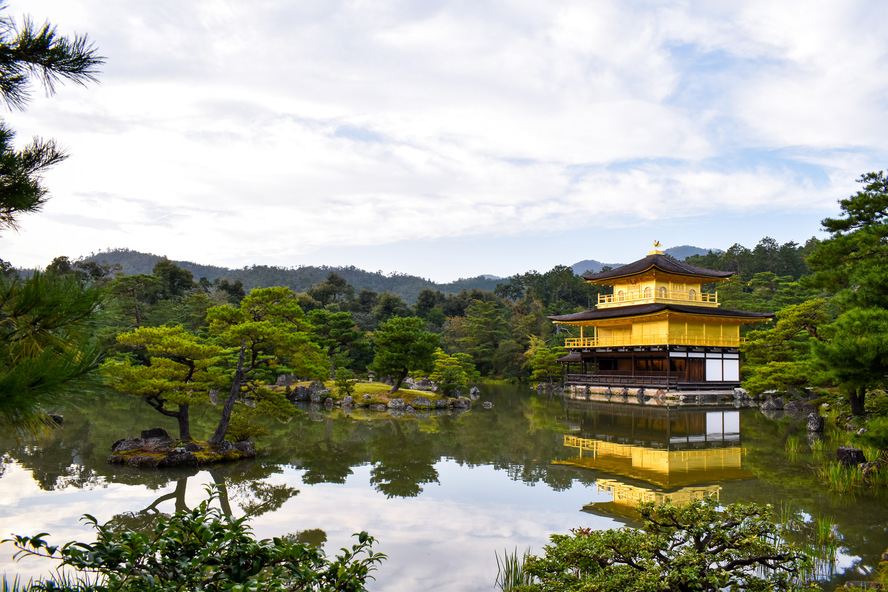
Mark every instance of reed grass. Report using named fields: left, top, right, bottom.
left=820, top=462, right=863, bottom=493
left=495, top=547, right=533, bottom=591
left=785, top=436, right=802, bottom=454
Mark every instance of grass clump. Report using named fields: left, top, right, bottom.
left=820, top=462, right=863, bottom=493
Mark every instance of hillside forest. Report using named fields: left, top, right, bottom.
left=0, top=230, right=827, bottom=386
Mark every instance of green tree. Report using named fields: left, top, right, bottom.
left=0, top=7, right=102, bottom=433
left=521, top=499, right=812, bottom=592
left=524, top=336, right=563, bottom=385
left=0, top=8, right=102, bottom=229
left=102, top=325, right=223, bottom=441
left=430, top=348, right=468, bottom=396
left=105, top=274, right=164, bottom=328
left=808, top=171, right=888, bottom=309
left=152, top=258, right=196, bottom=299
left=460, top=299, right=510, bottom=375
left=370, top=316, right=439, bottom=393
left=371, top=291, right=411, bottom=326
left=741, top=299, right=829, bottom=396
left=805, top=171, right=888, bottom=414
left=812, top=307, right=888, bottom=416
left=0, top=271, right=104, bottom=433
left=307, top=271, right=355, bottom=307
left=308, top=309, right=368, bottom=379
left=207, top=287, right=327, bottom=445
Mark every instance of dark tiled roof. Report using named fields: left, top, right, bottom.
left=581, top=253, right=733, bottom=282
left=548, top=303, right=773, bottom=323
left=556, top=351, right=583, bottom=363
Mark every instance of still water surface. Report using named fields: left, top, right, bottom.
left=1, top=385, right=886, bottom=590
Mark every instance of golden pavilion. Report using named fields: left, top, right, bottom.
left=549, top=245, right=773, bottom=390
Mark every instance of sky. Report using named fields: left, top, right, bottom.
left=2, top=0, right=887, bottom=283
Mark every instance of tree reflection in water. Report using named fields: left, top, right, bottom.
left=369, top=419, right=439, bottom=498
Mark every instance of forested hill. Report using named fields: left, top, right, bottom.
left=82, top=248, right=502, bottom=304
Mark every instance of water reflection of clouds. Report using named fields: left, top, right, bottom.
left=2, top=459, right=617, bottom=591
left=248, top=462, right=617, bottom=592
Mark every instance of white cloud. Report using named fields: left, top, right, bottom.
left=1, top=0, right=886, bottom=278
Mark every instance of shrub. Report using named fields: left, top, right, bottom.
left=519, top=498, right=815, bottom=592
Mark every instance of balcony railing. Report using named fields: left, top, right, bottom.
left=563, top=334, right=745, bottom=348
left=598, top=290, right=718, bottom=307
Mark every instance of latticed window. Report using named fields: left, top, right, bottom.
left=688, top=289, right=697, bottom=301
left=644, top=287, right=652, bottom=298
left=617, top=290, right=625, bottom=301
left=659, top=287, right=667, bottom=298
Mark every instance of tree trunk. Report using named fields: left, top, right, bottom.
left=849, top=386, right=866, bottom=416
left=389, top=369, right=408, bottom=393
left=329, top=352, right=336, bottom=380
left=209, top=340, right=246, bottom=446
left=176, top=404, right=191, bottom=441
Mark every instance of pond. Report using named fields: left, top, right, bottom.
left=1, top=384, right=887, bottom=590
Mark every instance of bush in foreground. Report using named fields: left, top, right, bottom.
left=6, top=487, right=385, bottom=591
left=517, top=498, right=815, bottom=592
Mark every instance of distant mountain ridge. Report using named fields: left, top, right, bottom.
left=569, top=245, right=719, bottom=276
left=83, top=248, right=503, bottom=304
left=83, top=245, right=719, bottom=304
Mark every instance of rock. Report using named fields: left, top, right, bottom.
left=837, top=446, right=866, bottom=466
left=469, top=386, right=480, bottom=396
left=141, top=427, right=172, bottom=440
left=216, top=440, right=235, bottom=454
left=235, top=441, right=256, bottom=457
left=405, top=406, right=416, bottom=415
left=414, top=378, right=436, bottom=391
left=858, top=428, right=869, bottom=436
left=308, top=380, right=326, bottom=394
left=411, top=396, right=432, bottom=409
left=733, top=387, right=747, bottom=399
left=158, top=450, right=198, bottom=468
left=388, top=409, right=405, bottom=418
left=111, top=438, right=142, bottom=452
left=363, top=394, right=372, bottom=400
left=275, top=374, right=297, bottom=386
left=760, top=398, right=784, bottom=411
left=184, top=442, right=202, bottom=452
left=806, top=413, right=825, bottom=432
left=341, top=395, right=354, bottom=407
left=370, top=404, right=387, bottom=411
left=807, top=432, right=823, bottom=448
left=434, top=399, right=449, bottom=409
left=288, top=385, right=310, bottom=402
left=451, top=397, right=472, bottom=409
left=47, top=413, right=64, bottom=426
left=123, top=454, right=160, bottom=468
left=482, top=401, right=494, bottom=409
left=324, top=397, right=334, bottom=410
left=862, top=461, right=882, bottom=479
left=388, top=398, right=406, bottom=410
left=784, top=400, right=816, bottom=417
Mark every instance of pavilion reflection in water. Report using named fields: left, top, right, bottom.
left=556, top=401, right=755, bottom=521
